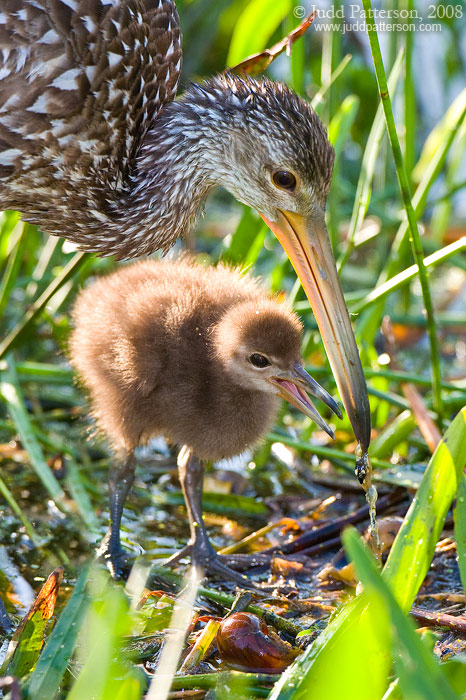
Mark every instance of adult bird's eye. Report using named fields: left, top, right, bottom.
left=249, top=353, right=271, bottom=369
left=272, top=170, right=296, bottom=191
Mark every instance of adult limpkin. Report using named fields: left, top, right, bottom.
left=0, top=0, right=370, bottom=454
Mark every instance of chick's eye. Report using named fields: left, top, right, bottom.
left=272, top=170, right=296, bottom=191
left=249, top=353, right=271, bottom=369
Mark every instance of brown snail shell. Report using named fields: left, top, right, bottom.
left=216, top=612, right=299, bottom=673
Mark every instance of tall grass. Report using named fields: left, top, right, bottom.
left=0, top=1, right=465, bottom=698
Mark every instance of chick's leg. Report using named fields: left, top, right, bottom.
left=179, top=447, right=212, bottom=560
left=97, top=450, right=136, bottom=578
left=166, top=446, right=252, bottom=586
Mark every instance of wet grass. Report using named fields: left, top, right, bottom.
left=0, top=1, right=466, bottom=698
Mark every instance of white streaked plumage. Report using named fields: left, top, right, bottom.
left=0, top=0, right=333, bottom=262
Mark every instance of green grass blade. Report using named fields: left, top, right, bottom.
left=328, top=95, right=360, bottom=161
left=383, top=406, right=466, bottom=610
left=0, top=210, right=20, bottom=261
left=268, top=432, right=393, bottom=470
left=0, top=356, right=68, bottom=509
left=0, top=251, right=88, bottom=360
left=360, top=366, right=466, bottom=394
left=65, top=458, right=101, bottom=535
left=430, top=123, right=466, bottom=243
left=0, top=474, right=39, bottom=545
left=362, top=0, right=442, bottom=417
left=244, top=225, right=267, bottom=266
left=268, top=592, right=391, bottom=700
left=413, top=88, right=466, bottom=184
left=7, top=360, right=74, bottom=384
left=297, top=363, right=466, bottom=395
left=156, top=491, right=269, bottom=518
left=338, top=50, right=404, bottom=270
left=1, top=568, right=63, bottom=679
left=403, top=0, right=416, bottom=186
left=369, top=409, right=416, bottom=459
left=222, top=206, right=264, bottom=264
left=310, top=53, right=351, bottom=112
left=27, top=565, right=90, bottom=700
left=358, top=89, right=466, bottom=342
left=0, top=222, right=26, bottom=318
left=227, top=0, right=291, bottom=66
left=327, top=94, right=360, bottom=249
left=26, top=236, right=62, bottom=301
left=67, top=569, right=144, bottom=700
left=398, top=89, right=466, bottom=243
left=352, top=236, right=466, bottom=313
left=439, top=658, right=466, bottom=697
left=454, top=470, right=466, bottom=592
left=138, top=593, right=175, bottom=634
left=319, top=30, right=332, bottom=126
left=343, top=528, right=459, bottom=700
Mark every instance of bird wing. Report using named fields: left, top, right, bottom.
left=0, top=0, right=182, bottom=205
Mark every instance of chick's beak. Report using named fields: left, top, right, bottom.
left=260, top=209, right=371, bottom=453
left=270, top=361, right=341, bottom=439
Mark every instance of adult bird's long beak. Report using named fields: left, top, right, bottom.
left=261, top=209, right=371, bottom=453
left=269, top=361, right=342, bottom=439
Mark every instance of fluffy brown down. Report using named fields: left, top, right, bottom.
left=69, top=258, right=303, bottom=461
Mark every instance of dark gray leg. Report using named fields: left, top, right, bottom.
left=179, top=446, right=212, bottom=559
left=97, top=451, right=136, bottom=578
left=165, top=446, right=253, bottom=586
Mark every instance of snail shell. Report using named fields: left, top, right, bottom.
left=216, top=612, right=299, bottom=673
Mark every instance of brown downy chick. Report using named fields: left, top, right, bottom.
left=69, top=258, right=341, bottom=581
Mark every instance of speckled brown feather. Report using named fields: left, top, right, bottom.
left=68, top=258, right=303, bottom=460
left=0, top=0, right=181, bottom=242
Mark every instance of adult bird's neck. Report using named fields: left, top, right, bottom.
left=121, top=98, right=226, bottom=258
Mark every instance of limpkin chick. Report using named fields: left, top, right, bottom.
left=69, top=258, right=341, bottom=582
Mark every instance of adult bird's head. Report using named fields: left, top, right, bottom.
left=130, top=72, right=371, bottom=453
